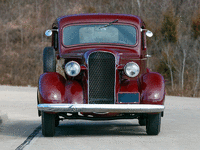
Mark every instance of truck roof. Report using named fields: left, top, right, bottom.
left=54, top=13, right=143, bottom=28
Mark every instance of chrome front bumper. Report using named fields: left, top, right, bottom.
left=37, top=104, right=165, bottom=113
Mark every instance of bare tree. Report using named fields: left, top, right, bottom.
left=162, top=43, right=175, bottom=90
left=136, top=0, right=140, bottom=16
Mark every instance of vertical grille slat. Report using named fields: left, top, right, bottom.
left=89, top=52, right=115, bottom=104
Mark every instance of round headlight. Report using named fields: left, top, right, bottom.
left=65, top=61, right=80, bottom=77
left=124, top=62, right=140, bottom=77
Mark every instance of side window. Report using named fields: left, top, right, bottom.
left=52, top=21, right=58, bottom=50
left=53, top=31, right=58, bottom=50
left=141, top=26, right=146, bottom=50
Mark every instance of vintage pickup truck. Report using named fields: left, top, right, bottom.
left=37, top=13, right=165, bottom=137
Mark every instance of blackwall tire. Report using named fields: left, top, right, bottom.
left=43, top=47, right=56, bottom=73
left=42, top=112, right=55, bottom=137
left=138, top=119, right=146, bottom=126
left=146, top=113, right=161, bottom=135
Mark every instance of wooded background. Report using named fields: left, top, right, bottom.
left=0, top=0, right=200, bottom=97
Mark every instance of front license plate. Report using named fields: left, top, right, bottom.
left=118, top=93, right=140, bottom=103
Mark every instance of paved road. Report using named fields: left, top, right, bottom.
left=0, top=86, right=200, bottom=150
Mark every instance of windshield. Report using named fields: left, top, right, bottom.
left=63, top=24, right=137, bottom=46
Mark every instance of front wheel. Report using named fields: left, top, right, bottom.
left=146, top=113, right=161, bottom=135
left=42, top=112, right=55, bottom=137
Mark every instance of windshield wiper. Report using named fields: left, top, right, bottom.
left=99, top=19, right=118, bottom=29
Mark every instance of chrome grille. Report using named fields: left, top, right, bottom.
left=88, top=52, right=115, bottom=104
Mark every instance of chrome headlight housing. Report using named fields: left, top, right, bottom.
left=124, top=62, right=140, bottom=77
left=65, top=61, right=81, bottom=77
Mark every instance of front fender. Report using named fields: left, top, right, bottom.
left=38, top=72, right=83, bottom=104
left=139, top=72, right=165, bottom=105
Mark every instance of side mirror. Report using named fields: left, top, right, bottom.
left=45, top=29, right=58, bottom=37
left=45, top=30, right=52, bottom=36
left=140, top=28, right=153, bottom=37
left=146, top=30, right=153, bottom=37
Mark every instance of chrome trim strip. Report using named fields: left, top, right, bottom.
left=38, top=104, right=165, bottom=113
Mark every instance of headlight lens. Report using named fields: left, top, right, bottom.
left=65, top=61, right=80, bottom=77
left=124, top=62, right=140, bottom=77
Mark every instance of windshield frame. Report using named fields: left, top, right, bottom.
left=61, top=22, right=138, bottom=48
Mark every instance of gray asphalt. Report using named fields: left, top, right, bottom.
left=0, top=86, right=200, bottom=150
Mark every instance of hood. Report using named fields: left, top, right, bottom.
left=60, top=48, right=140, bottom=66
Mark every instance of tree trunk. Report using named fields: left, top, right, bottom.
left=181, top=48, right=186, bottom=91
left=168, top=65, right=174, bottom=90
left=137, top=0, right=140, bottom=16
left=193, top=63, right=200, bottom=97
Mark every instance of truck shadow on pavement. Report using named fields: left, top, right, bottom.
left=0, top=120, right=147, bottom=137
left=55, top=120, right=147, bottom=137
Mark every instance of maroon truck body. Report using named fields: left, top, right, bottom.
left=37, top=14, right=165, bottom=137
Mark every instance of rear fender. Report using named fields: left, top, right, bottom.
left=139, top=72, right=165, bottom=105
